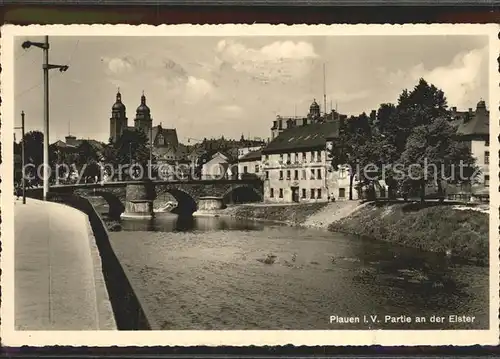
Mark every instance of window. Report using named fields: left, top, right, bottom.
left=317, top=151, right=322, bottom=162
left=295, top=153, right=299, bottom=163
left=302, top=152, right=307, bottom=162
left=317, top=169, right=322, bottom=179
left=317, top=188, right=322, bottom=199
left=279, top=170, right=283, bottom=180
left=339, top=188, right=346, bottom=198
left=310, top=189, right=315, bottom=199
left=243, top=166, right=248, bottom=173
left=485, top=175, right=490, bottom=187
left=280, top=153, right=284, bottom=163
left=302, top=169, right=307, bottom=180
left=279, top=188, right=283, bottom=198
left=286, top=170, right=291, bottom=179
left=339, top=167, right=346, bottom=178
left=255, top=165, right=260, bottom=173
left=302, top=188, right=306, bottom=198
left=485, top=139, right=490, bottom=147
left=294, top=170, right=299, bottom=180
left=310, top=169, right=315, bottom=180
left=485, top=151, right=489, bottom=164
left=265, top=171, right=269, bottom=180
left=265, top=154, right=269, bottom=161
left=270, top=188, right=274, bottom=197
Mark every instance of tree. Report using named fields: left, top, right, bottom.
left=400, top=117, right=478, bottom=202
left=21, top=131, right=44, bottom=184
left=113, top=129, right=150, bottom=179
left=76, top=140, right=99, bottom=167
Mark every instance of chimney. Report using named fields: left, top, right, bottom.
left=451, top=106, right=457, bottom=112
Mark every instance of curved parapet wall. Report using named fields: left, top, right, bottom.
left=47, top=192, right=152, bottom=330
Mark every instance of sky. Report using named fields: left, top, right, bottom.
left=14, top=35, right=489, bottom=144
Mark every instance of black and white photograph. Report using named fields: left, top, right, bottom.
left=1, top=24, right=499, bottom=346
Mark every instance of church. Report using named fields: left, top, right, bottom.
left=109, top=90, right=186, bottom=161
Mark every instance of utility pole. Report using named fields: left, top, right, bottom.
left=22, top=36, right=69, bottom=201
left=14, top=111, right=26, bottom=204
left=150, top=125, right=153, bottom=165
left=323, top=63, right=327, bottom=117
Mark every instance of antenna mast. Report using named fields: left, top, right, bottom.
left=323, top=63, right=327, bottom=116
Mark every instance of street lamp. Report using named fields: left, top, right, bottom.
left=14, top=111, right=26, bottom=204
left=22, top=36, right=69, bottom=201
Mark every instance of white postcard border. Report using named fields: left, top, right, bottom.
left=1, top=23, right=499, bottom=347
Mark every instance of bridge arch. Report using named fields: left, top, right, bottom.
left=155, top=187, right=198, bottom=215
left=223, top=185, right=263, bottom=204
left=82, top=190, right=125, bottom=220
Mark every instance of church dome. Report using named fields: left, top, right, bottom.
left=310, top=99, right=320, bottom=112
left=112, top=91, right=126, bottom=111
left=136, top=93, right=150, bottom=115
left=476, top=99, right=486, bottom=110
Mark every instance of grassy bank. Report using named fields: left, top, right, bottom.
left=226, top=203, right=328, bottom=225
left=329, top=202, right=489, bottom=265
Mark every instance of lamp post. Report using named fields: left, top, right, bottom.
left=14, top=111, right=26, bottom=204
left=22, top=36, right=69, bottom=201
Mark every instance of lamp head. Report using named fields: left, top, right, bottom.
left=59, top=65, right=69, bottom=72
left=21, top=41, right=32, bottom=49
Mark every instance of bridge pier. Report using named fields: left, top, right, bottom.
left=197, top=196, right=226, bottom=211
left=120, top=182, right=156, bottom=220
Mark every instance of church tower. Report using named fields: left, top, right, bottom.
left=134, top=91, right=153, bottom=141
left=109, top=89, right=128, bottom=143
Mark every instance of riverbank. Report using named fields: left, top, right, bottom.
left=328, top=202, right=489, bottom=265
left=195, top=202, right=328, bottom=226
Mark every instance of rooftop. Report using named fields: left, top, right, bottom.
left=262, top=121, right=339, bottom=154
left=239, top=149, right=262, bottom=162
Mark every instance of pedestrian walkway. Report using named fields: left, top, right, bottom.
left=14, top=198, right=116, bottom=330
left=302, top=200, right=367, bottom=229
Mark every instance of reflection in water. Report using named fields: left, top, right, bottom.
left=121, top=213, right=270, bottom=232
left=105, top=208, right=488, bottom=330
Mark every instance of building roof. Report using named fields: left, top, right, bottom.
left=262, top=121, right=339, bottom=154
left=239, top=149, right=262, bottom=162
left=456, top=112, right=489, bottom=137
left=52, top=140, right=73, bottom=148
left=152, top=125, right=179, bottom=148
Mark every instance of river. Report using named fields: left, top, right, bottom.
left=105, top=210, right=489, bottom=330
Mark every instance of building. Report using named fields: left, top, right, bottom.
left=238, top=149, right=263, bottom=179
left=201, top=151, right=237, bottom=180
left=108, top=90, right=187, bottom=162
left=151, top=124, right=189, bottom=162
left=262, top=121, right=345, bottom=203
left=453, top=100, right=490, bottom=196
left=271, top=99, right=347, bottom=140
left=109, top=90, right=153, bottom=143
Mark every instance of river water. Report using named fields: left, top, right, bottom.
left=106, top=211, right=489, bottom=330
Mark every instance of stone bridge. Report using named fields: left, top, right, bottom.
left=30, top=179, right=263, bottom=219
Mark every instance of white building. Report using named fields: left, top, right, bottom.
left=453, top=100, right=490, bottom=198
left=237, top=149, right=263, bottom=179
left=261, top=121, right=356, bottom=203
left=201, top=151, right=235, bottom=180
